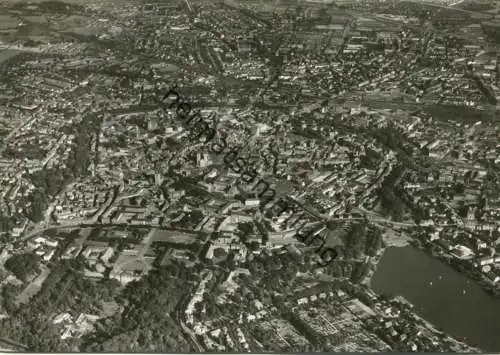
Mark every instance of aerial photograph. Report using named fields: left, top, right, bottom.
left=0, top=0, right=500, bottom=352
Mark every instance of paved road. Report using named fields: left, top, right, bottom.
left=180, top=320, right=203, bottom=352
left=289, top=196, right=461, bottom=229
left=0, top=337, right=28, bottom=351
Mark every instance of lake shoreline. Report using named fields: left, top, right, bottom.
left=370, top=244, right=500, bottom=352
left=410, top=238, right=500, bottom=299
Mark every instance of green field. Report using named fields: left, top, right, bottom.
left=0, top=50, right=20, bottom=64
left=0, top=15, right=18, bottom=30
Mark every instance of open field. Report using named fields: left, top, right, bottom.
left=152, top=229, right=200, bottom=244
left=0, top=49, right=20, bottom=63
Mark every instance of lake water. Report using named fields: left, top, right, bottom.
left=370, top=246, right=500, bottom=351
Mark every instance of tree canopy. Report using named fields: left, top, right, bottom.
left=4, top=253, right=41, bottom=282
